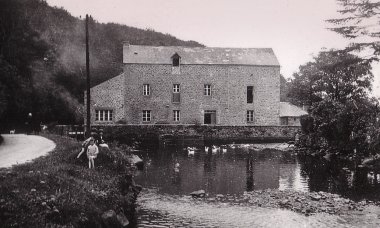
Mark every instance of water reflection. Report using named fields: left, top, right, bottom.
left=279, top=161, right=309, bottom=192
left=132, top=142, right=380, bottom=227
left=298, top=155, right=380, bottom=201
left=134, top=141, right=380, bottom=201
left=134, top=143, right=308, bottom=196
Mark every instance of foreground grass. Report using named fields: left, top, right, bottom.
left=0, top=134, right=140, bottom=228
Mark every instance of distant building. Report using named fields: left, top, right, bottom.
left=86, top=44, right=282, bottom=126
left=279, top=102, right=308, bottom=126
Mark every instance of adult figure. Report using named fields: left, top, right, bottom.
left=26, top=113, right=33, bottom=135
left=97, top=128, right=109, bottom=150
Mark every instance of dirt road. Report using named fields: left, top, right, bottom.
left=0, top=134, right=56, bottom=168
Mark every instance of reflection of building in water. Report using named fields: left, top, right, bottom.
left=279, top=161, right=309, bottom=192
left=245, top=155, right=280, bottom=190
left=246, top=156, right=254, bottom=191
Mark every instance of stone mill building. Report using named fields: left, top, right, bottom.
left=85, top=44, right=288, bottom=126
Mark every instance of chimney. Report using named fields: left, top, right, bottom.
left=122, top=41, right=130, bottom=64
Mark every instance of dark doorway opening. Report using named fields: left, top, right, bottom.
left=204, top=110, right=216, bottom=124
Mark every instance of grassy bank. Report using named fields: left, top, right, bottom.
left=0, top=134, right=140, bottom=228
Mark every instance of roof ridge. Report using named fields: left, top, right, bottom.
left=126, top=44, right=274, bottom=50
left=123, top=45, right=280, bottom=66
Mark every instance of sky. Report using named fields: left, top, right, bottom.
left=46, top=0, right=380, bottom=97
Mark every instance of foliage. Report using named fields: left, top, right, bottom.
left=288, top=50, right=373, bottom=106
left=310, top=98, right=378, bottom=153
left=327, top=0, right=380, bottom=56
left=289, top=50, right=379, bottom=155
left=0, top=134, right=140, bottom=227
left=0, top=0, right=203, bottom=128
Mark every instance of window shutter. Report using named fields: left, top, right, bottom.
left=172, top=93, right=180, bottom=103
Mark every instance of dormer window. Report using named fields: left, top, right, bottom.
left=172, top=53, right=180, bottom=67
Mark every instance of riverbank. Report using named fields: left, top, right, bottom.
left=137, top=188, right=380, bottom=227
left=0, top=134, right=140, bottom=227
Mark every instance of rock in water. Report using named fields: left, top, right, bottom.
left=310, top=195, right=321, bottom=201
left=117, top=212, right=129, bottom=227
left=190, top=190, right=206, bottom=198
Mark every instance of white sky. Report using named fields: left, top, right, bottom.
left=46, top=0, right=380, bottom=97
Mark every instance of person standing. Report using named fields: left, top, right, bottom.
left=77, top=129, right=98, bottom=159
left=87, top=138, right=99, bottom=169
left=97, top=129, right=109, bottom=150
left=26, top=113, right=33, bottom=135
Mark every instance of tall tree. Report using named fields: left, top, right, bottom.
left=288, top=50, right=373, bottom=106
left=288, top=50, right=378, bottom=154
left=327, top=0, right=380, bottom=56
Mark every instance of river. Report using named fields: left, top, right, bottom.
left=130, top=142, right=380, bottom=227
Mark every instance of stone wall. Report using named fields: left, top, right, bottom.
left=92, top=125, right=300, bottom=143
left=123, top=64, right=280, bottom=126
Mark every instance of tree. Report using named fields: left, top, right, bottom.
left=288, top=50, right=378, bottom=155
left=327, top=0, right=380, bottom=56
left=287, top=61, right=323, bottom=107
left=288, top=50, right=373, bottom=106
left=310, top=97, right=378, bottom=153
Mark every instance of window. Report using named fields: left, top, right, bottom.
left=247, top=86, right=253, bottom=103
left=204, top=110, right=216, bottom=124
left=172, top=53, right=180, bottom=67
left=173, top=110, right=180, bottom=122
left=247, top=110, right=254, bottom=122
left=95, top=110, right=113, bottom=122
left=172, top=84, right=180, bottom=103
left=173, top=84, right=180, bottom=93
left=281, top=117, right=289, bottom=125
left=204, top=84, right=211, bottom=96
left=142, top=110, right=151, bottom=122
left=143, top=84, right=150, bottom=96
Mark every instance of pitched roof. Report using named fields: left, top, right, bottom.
left=123, top=45, right=280, bottom=66
left=280, top=102, right=308, bottom=117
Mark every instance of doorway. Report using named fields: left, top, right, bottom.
left=204, top=110, right=216, bottom=124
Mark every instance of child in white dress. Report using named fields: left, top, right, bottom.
left=87, top=138, right=99, bottom=169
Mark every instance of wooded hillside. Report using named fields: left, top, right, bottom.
left=0, top=0, right=202, bottom=127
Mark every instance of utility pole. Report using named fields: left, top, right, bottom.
left=85, top=14, right=91, bottom=138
